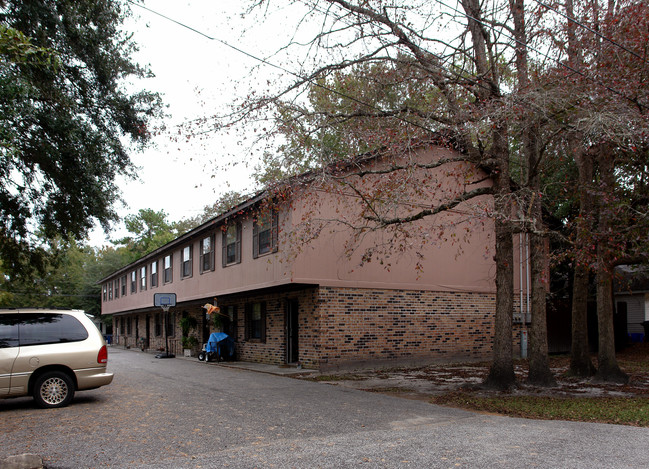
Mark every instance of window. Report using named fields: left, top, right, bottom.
left=245, top=302, right=266, bottom=342
left=0, top=314, right=19, bottom=348
left=222, top=223, right=242, bottom=266
left=166, top=312, right=175, bottom=337
left=108, top=281, right=113, bottom=300
left=154, top=313, right=162, bottom=337
left=140, top=266, right=147, bottom=291
left=253, top=211, right=278, bottom=258
left=18, top=313, right=88, bottom=346
left=200, top=235, right=215, bottom=272
left=150, top=260, right=158, bottom=288
left=131, top=271, right=137, bottom=293
left=114, top=278, right=120, bottom=299
left=121, top=275, right=127, bottom=296
left=222, top=305, right=237, bottom=340
left=181, top=245, right=192, bottom=278
left=164, top=255, right=172, bottom=284
left=127, top=317, right=132, bottom=336
left=102, top=284, right=107, bottom=302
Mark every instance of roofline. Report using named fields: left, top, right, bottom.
left=97, top=190, right=268, bottom=284
left=98, top=134, right=467, bottom=284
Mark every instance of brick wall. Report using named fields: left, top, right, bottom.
left=219, top=288, right=320, bottom=367
left=111, top=286, right=501, bottom=370
left=316, top=287, right=496, bottom=370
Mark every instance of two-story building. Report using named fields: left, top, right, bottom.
left=99, top=143, right=521, bottom=370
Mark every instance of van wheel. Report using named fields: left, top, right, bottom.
left=33, top=371, right=75, bottom=408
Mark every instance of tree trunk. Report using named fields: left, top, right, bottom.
left=485, top=216, right=516, bottom=389
left=508, top=0, right=554, bottom=386
left=484, top=126, right=516, bottom=390
left=594, top=259, right=627, bottom=382
left=569, top=147, right=596, bottom=376
left=527, top=231, right=556, bottom=386
left=569, top=263, right=596, bottom=376
left=594, top=147, right=628, bottom=383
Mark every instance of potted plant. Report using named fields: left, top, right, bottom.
left=180, top=316, right=198, bottom=357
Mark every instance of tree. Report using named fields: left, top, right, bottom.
left=234, top=0, right=545, bottom=389
left=538, top=0, right=649, bottom=382
left=0, top=237, right=129, bottom=316
left=113, top=209, right=178, bottom=262
left=0, top=0, right=162, bottom=278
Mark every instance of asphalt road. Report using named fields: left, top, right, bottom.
left=1, top=348, right=648, bottom=468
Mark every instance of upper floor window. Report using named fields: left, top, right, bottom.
left=121, top=275, right=127, bottom=296
left=181, top=245, right=192, bottom=278
left=164, top=255, right=172, bottom=284
left=102, top=284, right=107, bottom=302
left=114, top=278, right=120, bottom=299
left=200, top=235, right=215, bottom=273
left=222, top=223, right=241, bottom=266
left=140, top=266, right=147, bottom=291
left=150, top=260, right=158, bottom=288
left=108, top=281, right=113, bottom=300
left=130, top=271, right=137, bottom=293
left=253, top=210, right=278, bottom=258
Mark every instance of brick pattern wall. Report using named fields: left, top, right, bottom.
left=111, top=286, right=502, bottom=370
left=220, top=288, right=320, bottom=367
left=316, top=287, right=496, bottom=369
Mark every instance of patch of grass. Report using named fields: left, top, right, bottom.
left=362, top=386, right=414, bottom=393
left=430, top=392, right=649, bottom=427
left=307, top=374, right=367, bottom=382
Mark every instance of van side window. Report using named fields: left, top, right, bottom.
left=19, top=313, right=89, bottom=346
left=0, top=314, right=19, bottom=348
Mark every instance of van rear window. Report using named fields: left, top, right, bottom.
left=0, top=314, right=20, bottom=348
left=18, top=313, right=89, bottom=346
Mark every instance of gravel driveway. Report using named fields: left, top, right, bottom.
left=1, top=348, right=647, bottom=468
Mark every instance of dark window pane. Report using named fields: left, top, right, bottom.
left=0, top=314, right=20, bottom=348
left=19, top=313, right=88, bottom=346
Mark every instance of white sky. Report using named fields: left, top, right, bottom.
left=89, top=0, right=304, bottom=246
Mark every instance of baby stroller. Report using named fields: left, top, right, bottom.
left=198, top=332, right=234, bottom=362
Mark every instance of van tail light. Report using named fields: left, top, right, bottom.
left=98, top=345, right=108, bottom=364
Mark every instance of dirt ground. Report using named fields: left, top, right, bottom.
left=302, top=342, right=649, bottom=400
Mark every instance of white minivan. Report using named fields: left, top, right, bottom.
left=0, top=309, right=114, bottom=408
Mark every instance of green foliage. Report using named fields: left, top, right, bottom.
left=113, top=209, right=178, bottom=262
left=431, top=393, right=649, bottom=427
left=256, top=59, right=442, bottom=185
left=0, top=237, right=131, bottom=316
left=179, top=316, right=198, bottom=337
left=176, top=190, right=248, bottom=232
left=182, top=336, right=199, bottom=349
left=0, top=0, right=163, bottom=279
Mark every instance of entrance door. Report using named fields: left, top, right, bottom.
left=286, top=299, right=299, bottom=364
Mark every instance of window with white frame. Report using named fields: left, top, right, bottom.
left=163, top=255, right=172, bottom=284
left=130, top=271, right=137, bottom=293
left=181, top=245, right=192, bottom=278
left=150, top=260, right=158, bottom=288
left=253, top=210, right=278, bottom=258
left=222, top=223, right=241, bottom=266
left=200, top=235, right=214, bottom=273
left=140, top=266, right=147, bottom=291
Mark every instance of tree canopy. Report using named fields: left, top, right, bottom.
left=0, top=0, right=163, bottom=278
